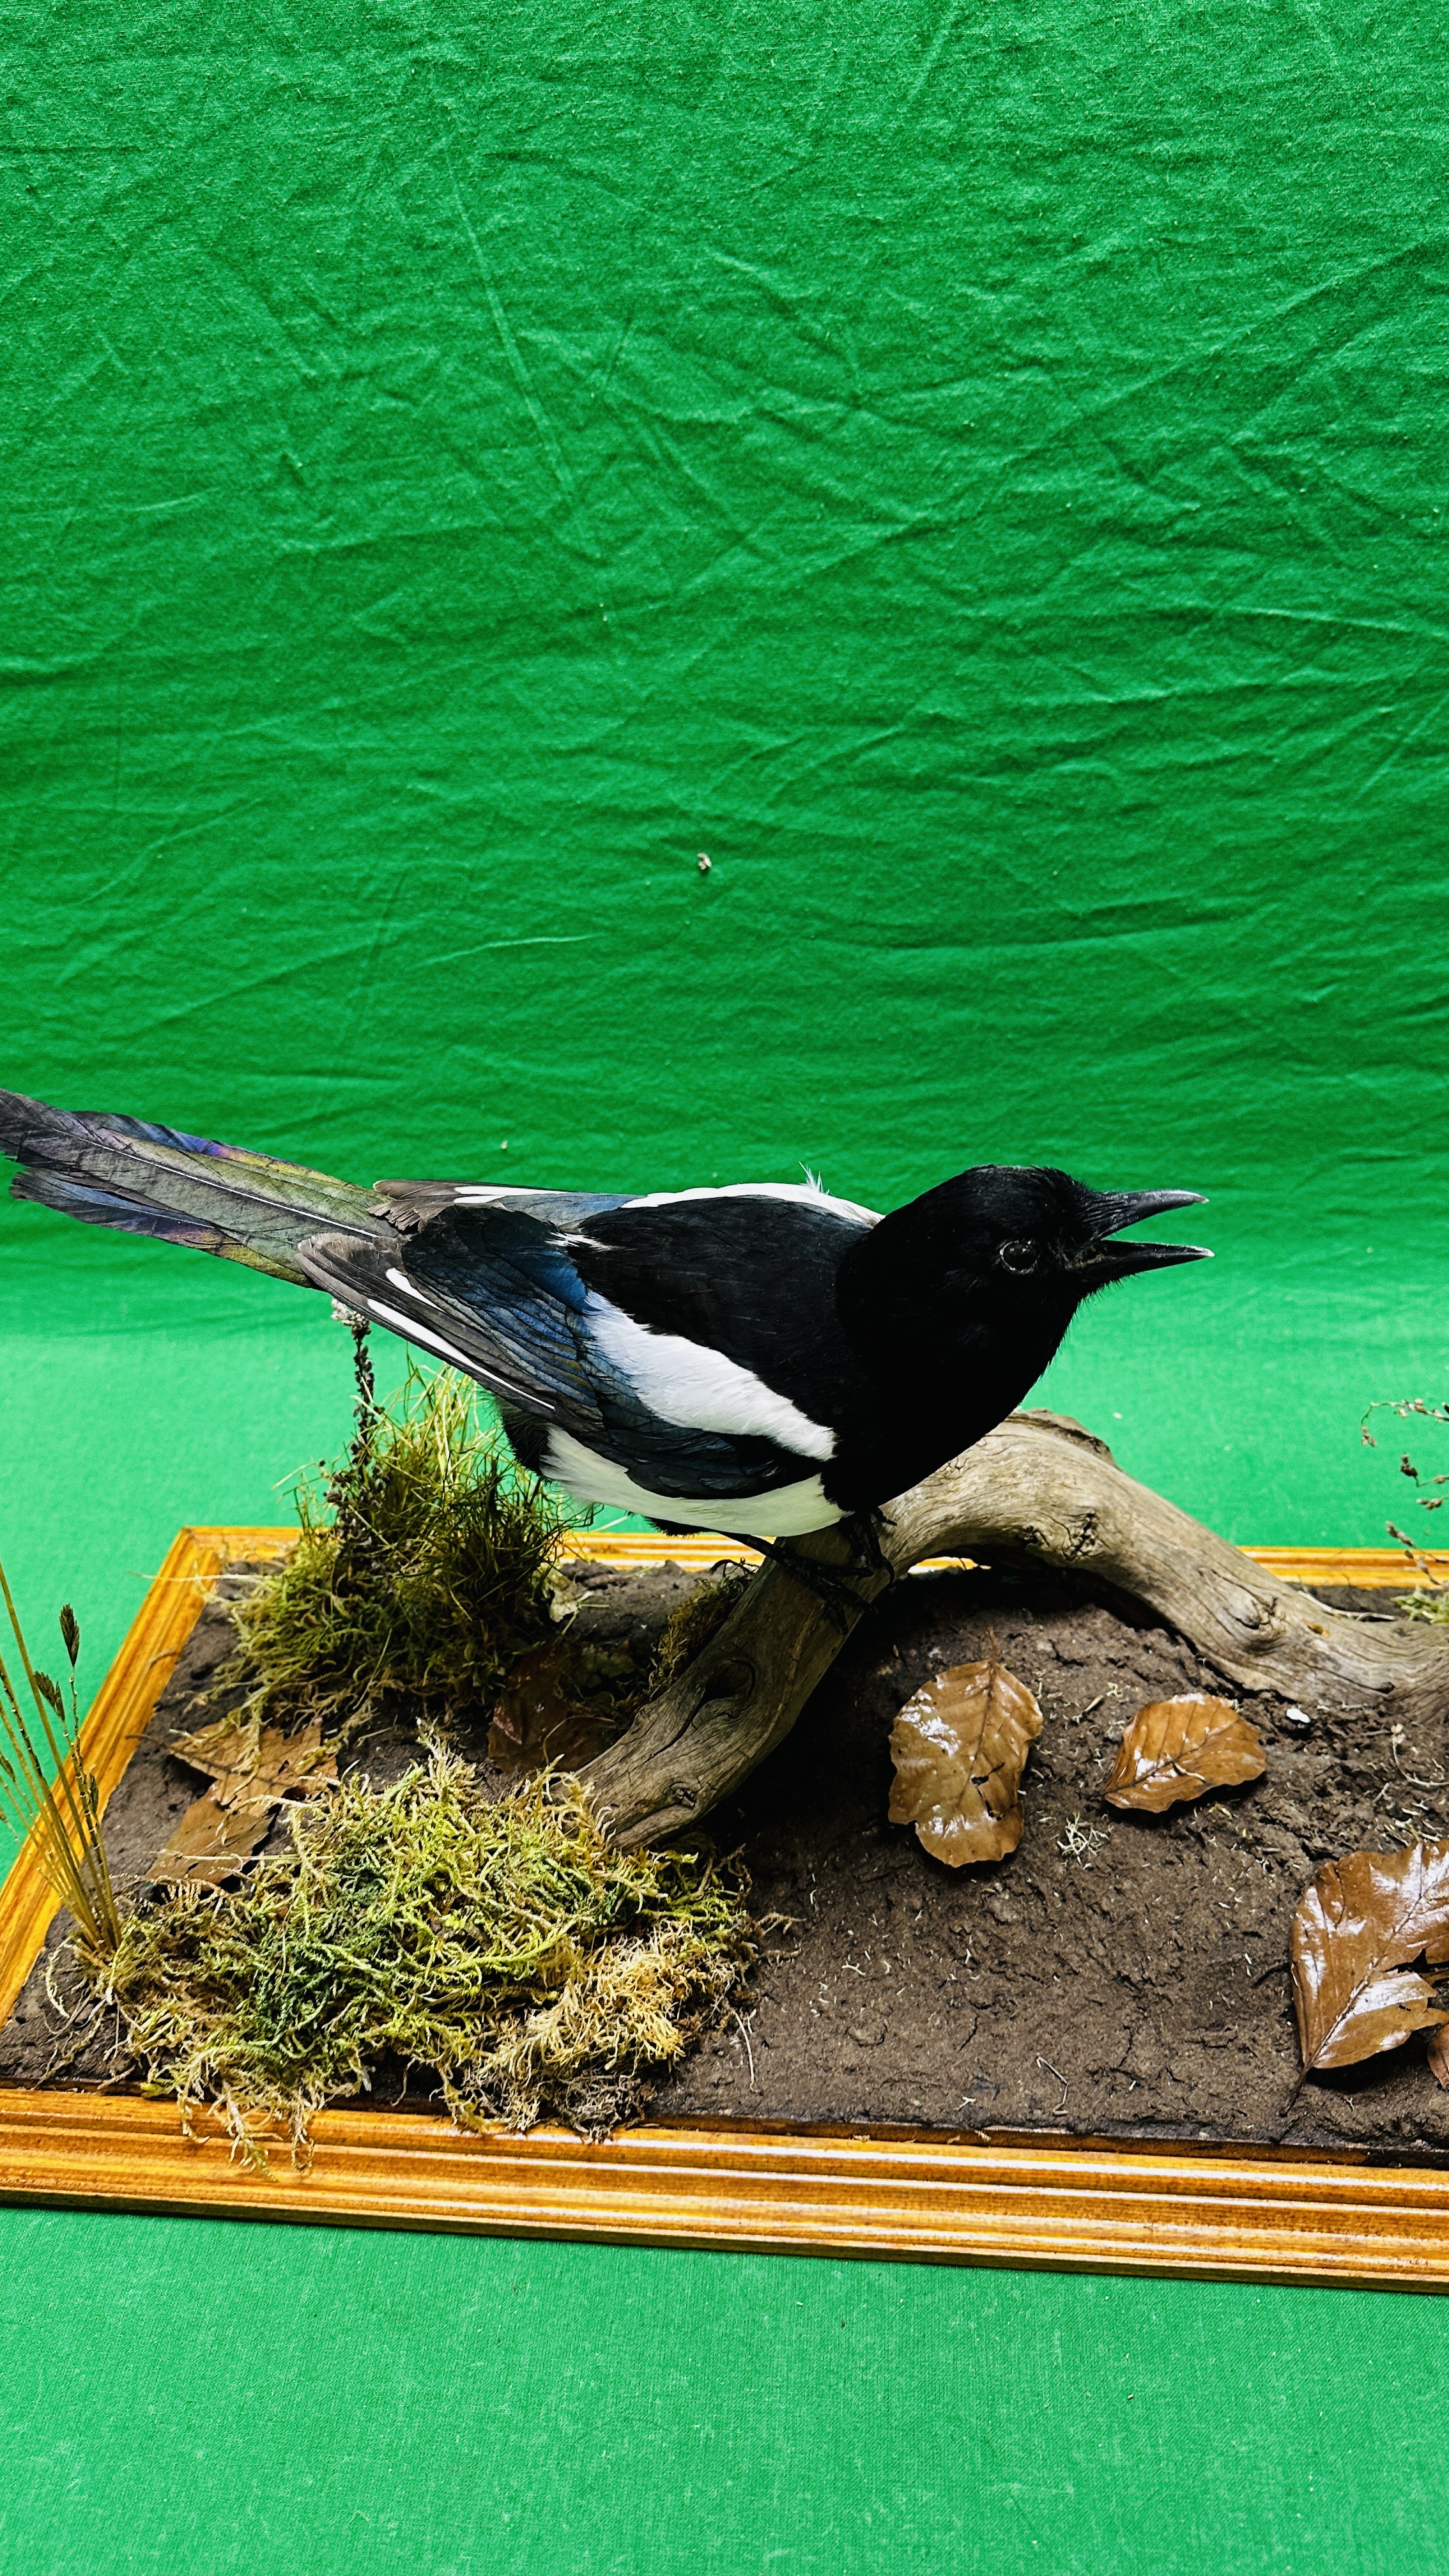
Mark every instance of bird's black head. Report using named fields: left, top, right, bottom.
left=836, top=1162, right=1210, bottom=1372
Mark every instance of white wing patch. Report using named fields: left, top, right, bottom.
left=539, top=1428, right=843, bottom=1537
left=365, top=1296, right=542, bottom=1407
left=366, top=1297, right=475, bottom=1366
left=429, top=1177, right=879, bottom=1222
left=624, top=1181, right=880, bottom=1227
left=447, top=1186, right=556, bottom=1203
left=586, top=1295, right=835, bottom=1460
left=385, top=1266, right=445, bottom=1308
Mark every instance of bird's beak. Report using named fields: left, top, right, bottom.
left=1082, top=1188, right=1213, bottom=1279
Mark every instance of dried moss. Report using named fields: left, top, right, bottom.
left=228, top=1353, right=566, bottom=1730
left=82, top=1341, right=761, bottom=2151
left=494, top=1564, right=758, bottom=1767
left=1400, top=1588, right=1449, bottom=1625
left=645, top=1565, right=755, bottom=1697
left=99, top=1754, right=754, bottom=2158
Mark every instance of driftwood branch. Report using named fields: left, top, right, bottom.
left=578, top=1411, right=1449, bottom=1850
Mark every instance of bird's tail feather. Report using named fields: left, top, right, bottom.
left=0, top=1091, right=384, bottom=1286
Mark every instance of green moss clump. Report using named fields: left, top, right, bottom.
left=229, top=1354, right=565, bottom=1731
left=102, top=1754, right=753, bottom=2158
left=92, top=1340, right=762, bottom=2147
left=1399, top=1588, right=1449, bottom=1624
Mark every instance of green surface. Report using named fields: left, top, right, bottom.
left=3, top=0, right=1448, bottom=2568
left=0, top=2214, right=1445, bottom=2576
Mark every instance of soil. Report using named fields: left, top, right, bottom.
left=6, top=1558, right=1449, bottom=2164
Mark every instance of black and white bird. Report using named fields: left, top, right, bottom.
left=0, top=1090, right=1209, bottom=1541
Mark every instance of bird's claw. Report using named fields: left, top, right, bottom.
left=748, top=1515, right=892, bottom=1631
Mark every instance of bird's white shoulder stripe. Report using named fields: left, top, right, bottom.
left=539, top=1428, right=843, bottom=1538
left=585, top=1294, right=835, bottom=1460
left=624, top=1181, right=880, bottom=1226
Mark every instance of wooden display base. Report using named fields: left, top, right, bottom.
left=2, top=1525, right=1448, bottom=2292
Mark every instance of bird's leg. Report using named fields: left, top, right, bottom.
left=648, top=1518, right=889, bottom=1632
left=739, top=1534, right=877, bottom=1634
left=838, top=1508, right=893, bottom=1582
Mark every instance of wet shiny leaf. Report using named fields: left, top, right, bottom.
left=1291, top=1841, right=1449, bottom=2073
left=1103, top=1693, right=1266, bottom=1813
left=888, top=1658, right=1043, bottom=1867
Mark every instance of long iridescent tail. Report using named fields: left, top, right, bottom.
left=0, top=1090, right=383, bottom=1285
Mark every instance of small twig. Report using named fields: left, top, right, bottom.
left=1036, top=2055, right=1069, bottom=2112
left=732, top=2008, right=756, bottom=2087
left=1057, top=1813, right=1108, bottom=1867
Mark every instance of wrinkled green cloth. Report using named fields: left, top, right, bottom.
left=2, top=3, right=1445, bottom=2568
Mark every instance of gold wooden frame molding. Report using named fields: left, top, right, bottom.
left=3, top=1524, right=1449, bottom=2290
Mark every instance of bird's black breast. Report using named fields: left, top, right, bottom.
left=567, top=1196, right=869, bottom=1431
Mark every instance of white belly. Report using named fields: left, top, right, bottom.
left=539, top=1427, right=845, bottom=1537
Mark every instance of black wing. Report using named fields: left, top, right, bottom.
left=562, top=1190, right=873, bottom=1434
left=299, top=1194, right=820, bottom=1502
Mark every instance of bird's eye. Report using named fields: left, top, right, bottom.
left=999, top=1239, right=1039, bottom=1275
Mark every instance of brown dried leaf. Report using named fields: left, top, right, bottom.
left=1429, top=2020, right=1449, bottom=2090
left=1291, top=1841, right=1449, bottom=2074
left=165, top=1712, right=256, bottom=1785
left=151, top=1791, right=278, bottom=1887
left=488, top=1643, right=620, bottom=1775
left=1103, top=1693, right=1266, bottom=1813
left=888, top=1658, right=1043, bottom=1867
left=153, top=1714, right=338, bottom=1885
left=169, top=1712, right=337, bottom=1804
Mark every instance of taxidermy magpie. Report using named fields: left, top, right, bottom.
left=0, top=1089, right=1209, bottom=1542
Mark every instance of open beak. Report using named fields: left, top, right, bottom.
left=1084, top=1188, right=1212, bottom=1280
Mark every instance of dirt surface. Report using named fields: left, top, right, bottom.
left=6, top=1560, right=1449, bottom=2161
left=657, top=1566, right=1449, bottom=2161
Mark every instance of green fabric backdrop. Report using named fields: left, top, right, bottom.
left=3, top=3, right=1446, bottom=2567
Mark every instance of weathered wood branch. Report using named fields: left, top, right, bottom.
left=578, top=1411, right=1449, bottom=1849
